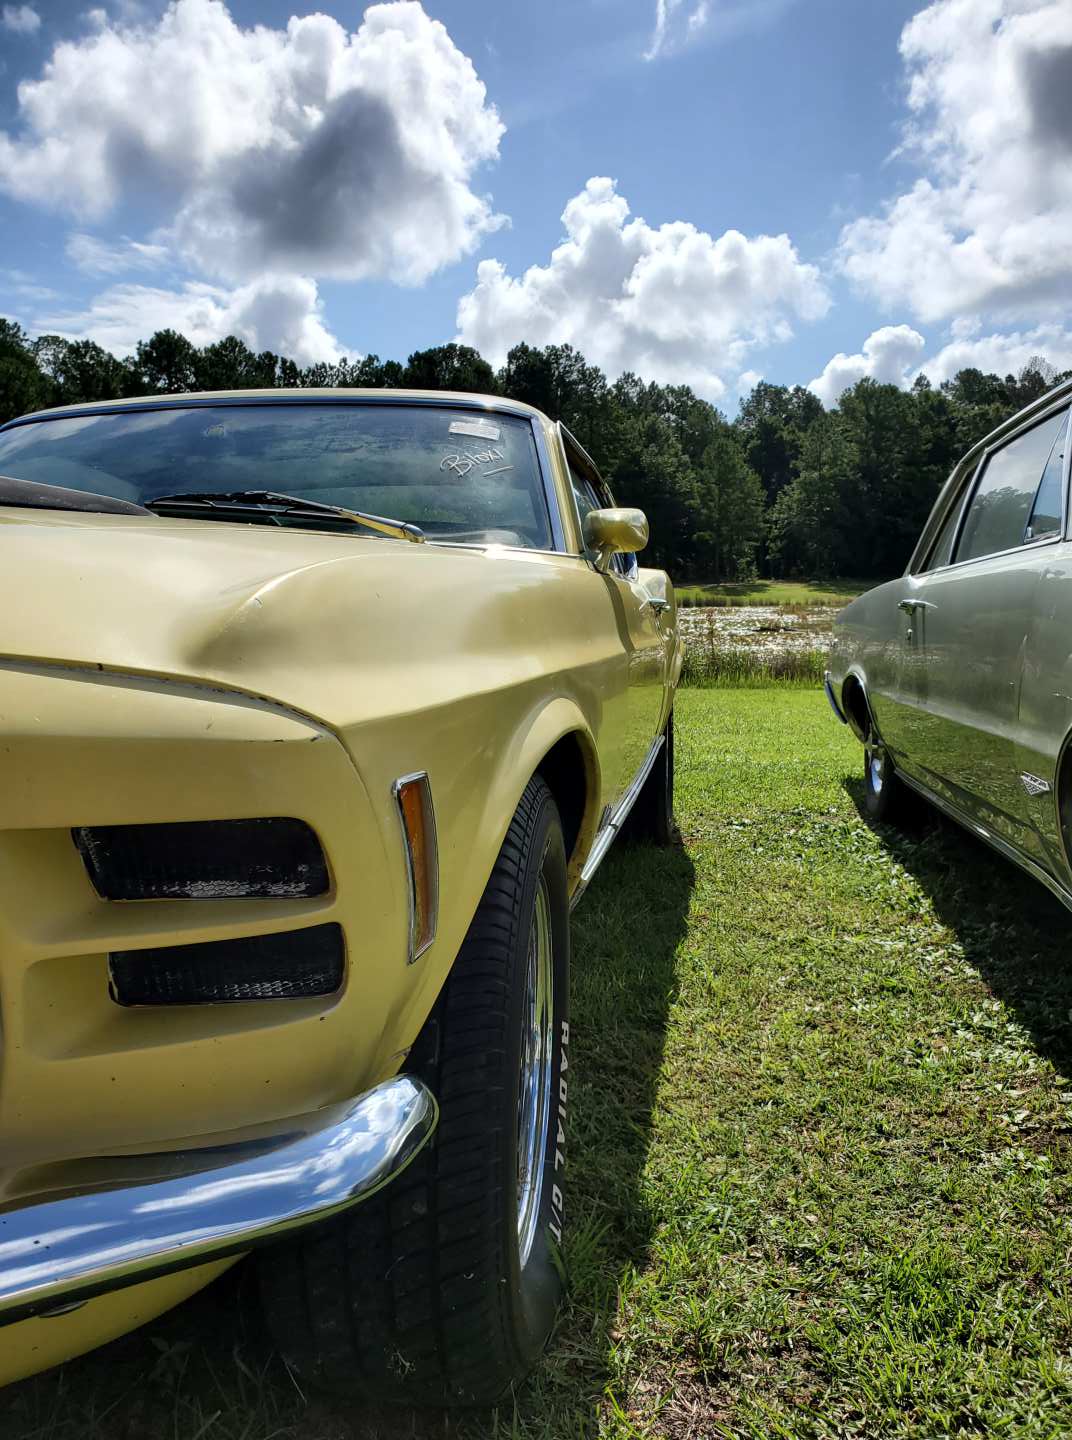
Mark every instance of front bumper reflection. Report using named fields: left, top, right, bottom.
left=0, top=1074, right=436, bottom=1325
left=824, top=671, right=847, bottom=725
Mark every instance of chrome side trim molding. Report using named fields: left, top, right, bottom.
left=897, top=770, right=1072, bottom=917
left=824, top=672, right=847, bottom=725
left=0, top=1075, right=437, bottom=1326
left=571, top=735, right=664, bottom=909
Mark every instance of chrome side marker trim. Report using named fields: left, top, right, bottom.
left=572, top=734, right=664, bottom=909
left=1020, top=772, right=1052, bottom=797
left=0, top=1075, right=437, bottom=1326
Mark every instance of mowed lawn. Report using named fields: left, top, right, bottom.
left=675, top=580, right=872, bottom=608
left=6, top=689, right=1072, bottom=1439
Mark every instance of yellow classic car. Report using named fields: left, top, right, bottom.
left=0, top=389, right=681, bottom=1403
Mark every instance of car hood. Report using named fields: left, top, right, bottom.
left=0, top=507, right=554, bottom=727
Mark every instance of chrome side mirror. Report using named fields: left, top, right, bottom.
left=583, top=507, right=649, bottom=574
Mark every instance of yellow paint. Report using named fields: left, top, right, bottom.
left=0, top=389, right=678, bottom=1381
left=0, top=1262, right=237, bottom=1387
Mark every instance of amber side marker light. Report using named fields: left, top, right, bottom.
left=393, top=771, right=439, bottom=963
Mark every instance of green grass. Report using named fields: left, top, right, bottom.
left=675, top=579, right=874, bottom=608
left=681, top=645, right=827, bottom=687
left=7, top=689, right=1072, bottom=1438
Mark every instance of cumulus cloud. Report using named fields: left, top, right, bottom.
left=808, top=325, right=927, bottom=405
left=1, top=5, right=40, bottom=34
left=0, top=0, right=504, bottom=285
left=808, top=322, right=1072, bottom=404
left=456, top=177, right=829, bottom=400
left=36, top=274, right=346, bottom=366
left=838, top=0, right=1072, bottom=323
left=66, top=233, right=170, bottom=276
left=917, top=324, right=1072, bottom=386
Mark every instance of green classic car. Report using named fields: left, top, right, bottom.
left=827, top=378, right=1072, bottom=903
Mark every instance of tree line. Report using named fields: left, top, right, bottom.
left=1, top=316, right=1066, bottom=581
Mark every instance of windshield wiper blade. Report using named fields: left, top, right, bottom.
left=0, top=473, right=153, bottom=517
left=144, top=489, right=426, bottom=544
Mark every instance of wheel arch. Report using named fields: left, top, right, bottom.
left=1052, top=725, right=1072, bottom=881
left=840, top=669, right=872, bottom=743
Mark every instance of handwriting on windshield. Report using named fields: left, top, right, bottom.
left=440, top=447, right=514, bottom=481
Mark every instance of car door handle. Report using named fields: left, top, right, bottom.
left=897, top=599, right=936, bottom=613
left=644, top=597, right=671, bottom=614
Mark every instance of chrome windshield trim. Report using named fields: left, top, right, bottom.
left=571, top=734, right=664, bottom=908
left=0, top=392, right=545, bottom=430
left=0, top=1075, right=437, bottom=1326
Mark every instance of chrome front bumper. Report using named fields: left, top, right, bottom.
left=0, top=1075, right=436, bottom=1325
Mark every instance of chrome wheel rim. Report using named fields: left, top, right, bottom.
left=517, top=873, right=554, bottom=1269
left=866, top=740, right=886, bottom=795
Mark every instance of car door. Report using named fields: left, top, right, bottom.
left=897, top=404, right=1069, bottom=850
left=563, top=445, right=666, bottom=809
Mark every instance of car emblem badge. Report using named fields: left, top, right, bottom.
left=1020, top=772, right=1052, bottom=798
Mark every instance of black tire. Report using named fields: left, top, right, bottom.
left=625, top=711, right=676, bottom=845
left=259, top=775, right=570, bottom=1407
left=862, top=724, right=916, bottom=824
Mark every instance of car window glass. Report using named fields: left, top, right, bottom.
left=567, top=448, right=635, bottom=576
left=922, top=494, right=965, bottom=571
left=568, top=463, right=602, bottom=562
left=955, top=408, right=1068, bottom=564
left=0, top=405, right=553, bottom=549
left=1026, top=413, right=1069, bottom=542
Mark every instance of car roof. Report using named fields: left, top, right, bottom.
left=6, top=388, right=552, bottom=427
left=957, top=374, right=1072, bottom=477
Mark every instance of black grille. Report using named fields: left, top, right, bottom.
left=108, top=923, right=345, bottom=1006
left=74, top=819, right=329, bottom=900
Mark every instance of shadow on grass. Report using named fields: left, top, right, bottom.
left=0, top=840, right=696, bottom=1440
left=844, top=775, right=1072, bottom=1083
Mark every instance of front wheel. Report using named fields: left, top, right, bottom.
left=259, top=775, right=570, bottom=1407
left=863, top=728, right=916, bottom=824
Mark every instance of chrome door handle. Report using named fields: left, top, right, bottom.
left=645, top=597, right=671, bottom=614
left=897, top=599, right=936, bottom=613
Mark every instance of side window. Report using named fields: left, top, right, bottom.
left=568, top=464, right=602, bottom=563
left=1026, top=413, right=1069, bottom=541
left=567, top=459, right=634, bottom=576
left=955, top=408, right=1069, bottom=565
left=922, top=494, right=965, bottom=572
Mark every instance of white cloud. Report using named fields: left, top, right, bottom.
left=838, top=0, right=1072, bottom=324
left=917, top=324, right=1072, bottom=386
left=1, top=5, right=40, bottom=34
left=66, top=233, right=170, bottom=276
left=456, top=177, right=829, bottom=400
left=0, top=267, right=59, bottom=302
left=0, top=0, right=504, bottom=285
left=36, top=274, right=346, bottom=366
left=808, top=325, right=927, bottom=405
left=644, top=0, right=711, bottom=60
left=808, top=322, right=1072, bottom=403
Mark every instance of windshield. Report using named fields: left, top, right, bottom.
left=0, top=403, right=553, bottom=549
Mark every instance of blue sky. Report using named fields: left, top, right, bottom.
left=1, top=0, right=1070, bottom=408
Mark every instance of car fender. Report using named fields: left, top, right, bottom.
left=365, top=693, right=602, bottom=1079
